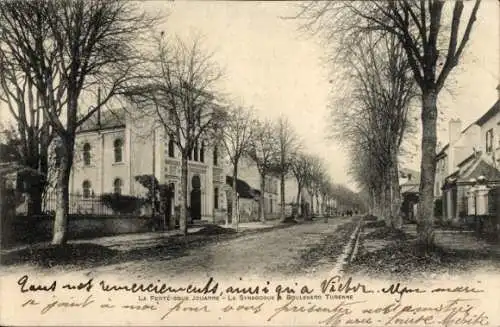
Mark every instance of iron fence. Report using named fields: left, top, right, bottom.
left=38, top=192, right=152, bottom=216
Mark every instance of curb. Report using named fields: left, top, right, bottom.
left=330, top=217, right=363, bottom=275
left=349, top=223, right=362, bottom=263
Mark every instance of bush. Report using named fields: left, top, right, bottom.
left=100, top=193, right=144, bottom=215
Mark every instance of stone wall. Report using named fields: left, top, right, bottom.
left=1, top=214, right=152, bottom=249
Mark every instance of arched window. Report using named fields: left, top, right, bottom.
left=82, top=180, right=91, bottom=198
left=213, top=145, right=218, bottom=166
left=83, top=143, right=91, bottom=166
left=200, top=142, right=205, bottom=163
left=168, top=139, right=175, bottom=158
left=113, top=178, right=123, bottom=195
left=194, top=142, right=199, bottom=161
left=114, top=138, right=123, bottom=163
left=214, top=187, right=219, bottom=209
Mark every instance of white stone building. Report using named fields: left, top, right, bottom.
left=69, top=108, right=225, bottom=222
left=435, top=95, right=500, bottom=222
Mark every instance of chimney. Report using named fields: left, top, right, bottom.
left=449, top=118, right=462, bottom=145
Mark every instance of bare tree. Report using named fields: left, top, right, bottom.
left=0, top=50, right=55, bottom=216
left=334, top=34, right=417, bottom=229
left=125, top=35, right=225, bottom=235
left=306, top=156, right=326, bottom=217
left=0, top=0, right=158, bottom=244
left=221, top=105, right=256, bottom=226
left=297, top=0, right=481, bottom=246
left=272, top=116, right=300, bottom=222
left=290, top=152, right=314, bottom=217
left=247, top=119, right=279, bottom=222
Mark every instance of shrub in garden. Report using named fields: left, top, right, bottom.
left=100, top=193, right=143, bottom=215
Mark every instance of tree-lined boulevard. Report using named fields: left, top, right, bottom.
left=1, top=0, right=499, bottom=282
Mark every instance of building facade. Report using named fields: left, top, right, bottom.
left=435, top=97, right=500, bottom=223
left=69, top=108, right=225, bottom=222
left=222, top=158, right=281, bottom=221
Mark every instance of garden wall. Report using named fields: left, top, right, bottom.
left=1, top=214, right=152, bottom=249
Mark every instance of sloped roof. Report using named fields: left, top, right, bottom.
left=436, top=144, right=449, bottom=158
left=226, top=176, right=259, bottom=199
left=459, top=159, right=500, bottom=182
left=457, top=152, right=478, bottom=168
left=475, top=100, right=499, bottom=127
left=445, top=153, right=500, bottom=185
left=78, top=109, right=126, bottom=133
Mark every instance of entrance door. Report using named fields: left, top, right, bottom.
left=190, top=176, right=201, bottom=220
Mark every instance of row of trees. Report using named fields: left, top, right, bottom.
left=0, top=0, right=365, bottom=245
left=297, top=0, right=481, bottom=247
left=330, top=34, right=418, bottom=230
left=222, top=106, right=365, bottom=225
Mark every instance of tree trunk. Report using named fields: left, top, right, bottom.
left=390, top=152, right=402, bottom=230
left=279, top=173, right=286, bottom=222
left=316, top=193, right=320, bottom=216
left=369, top=188, right=376, bottom=215
left=51, top=141, right=73, bottom=245
left=232, top=163, right=238, bottom=226
left=164, top=185, right=175, bottom=231
left=381, top=181, right=391, bottom=227
left=417, top=89, right=438, bottom=247
left=295, top=185, right=301, bottom=218
left=310, top=193, right=314, bottom=217
left=259, top=173, right=266, bottom=222
left=179, top=156, right=189, bottom=235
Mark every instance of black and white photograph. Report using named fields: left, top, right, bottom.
left=0, top=0, right=499, bottom=326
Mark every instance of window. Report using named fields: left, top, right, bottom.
left=113, top=178, right=123, bottom=195
left=82, top=180, right=91, bottom=198
left=485, top=129, right=493, bottom=153
left=200, top=142, right=205, bottom=163
left=168, top=139, right=175, bottom=158
left=213, top=145, right=218, bottom=166
left=83, top=143, right=91, bottom=166
left=194, top=142, right=199, bottom=161
left=114, top=138, right=123, bottom=163
left=214, top=187, right=219, bottom=209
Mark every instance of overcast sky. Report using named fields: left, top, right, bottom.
left=147, top=0, right=499, bottom=188
left=1, top=1, right=498, bottom=190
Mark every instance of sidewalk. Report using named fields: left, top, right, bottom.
left=402, top=224, right=500, bottom=255
left=345, top=219, right=500, bottom=279
left=0, top=219, right=285, bottom=255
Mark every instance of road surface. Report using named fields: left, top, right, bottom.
left=85, top=216, right=359, bottom=280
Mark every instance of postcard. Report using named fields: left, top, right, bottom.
left=1, top=0, right=499, bottom=326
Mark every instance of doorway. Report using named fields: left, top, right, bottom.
left=190, top=175, right=201, bottom=220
